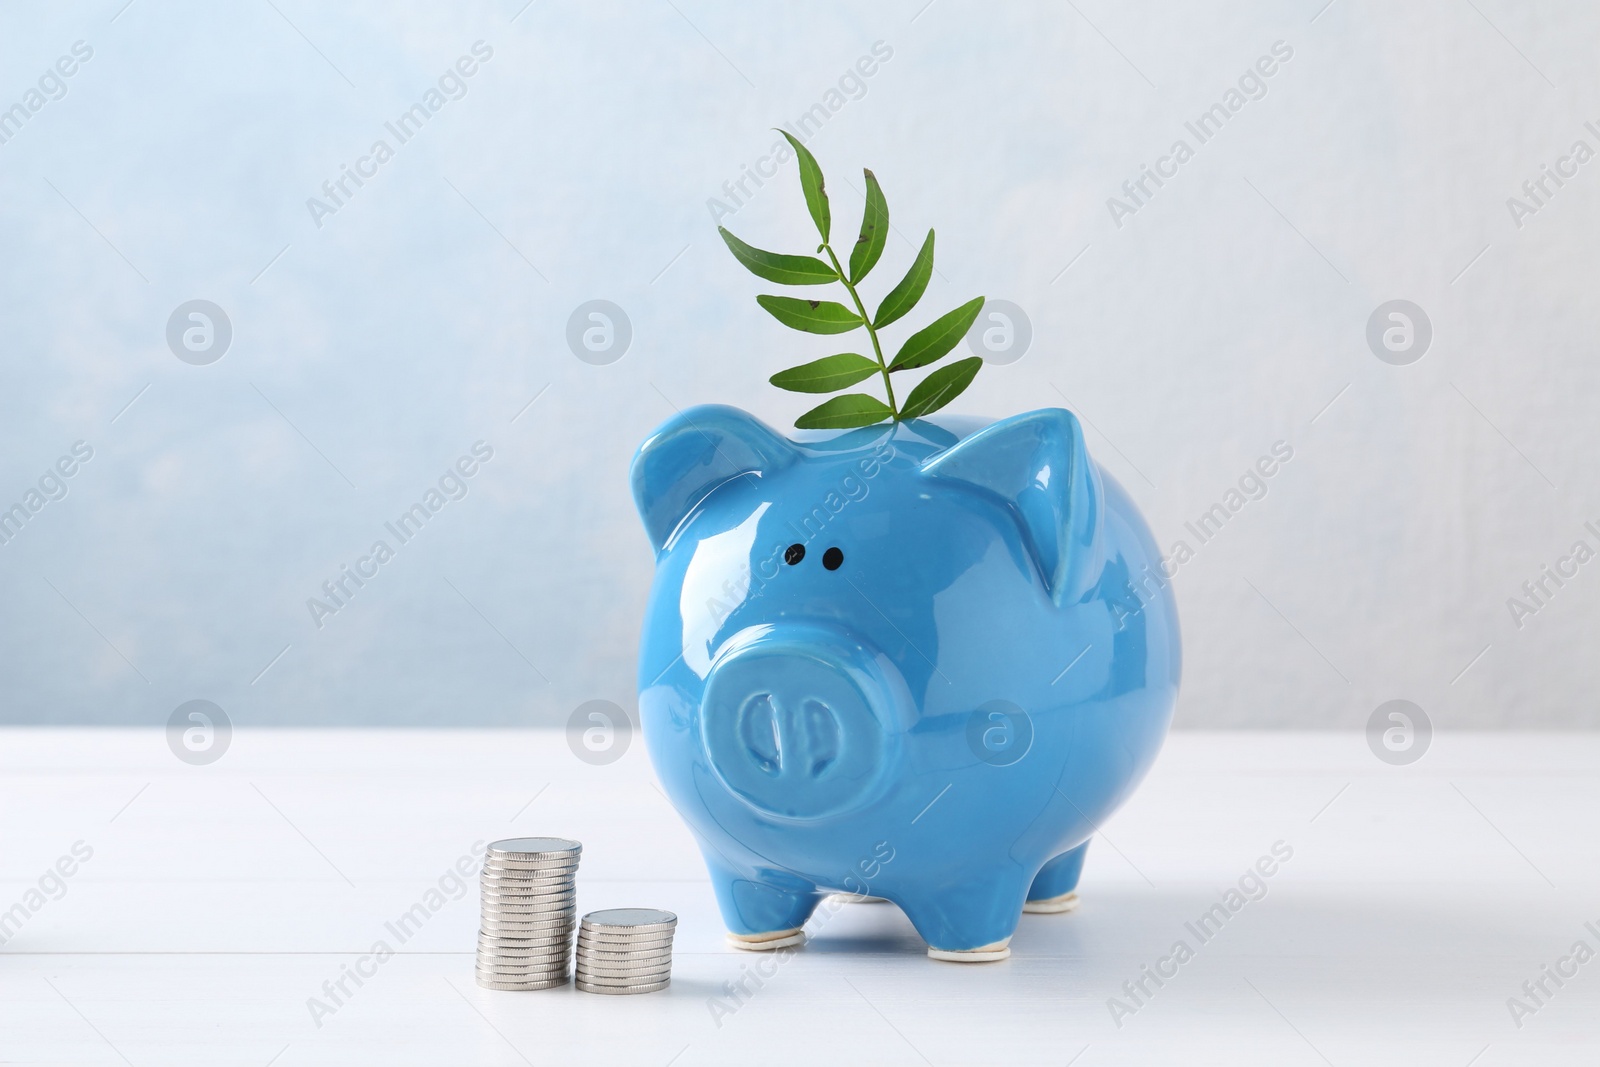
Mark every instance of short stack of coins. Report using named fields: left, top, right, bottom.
left=475, top=837, right=581, bottom=990
left=575, top=908, right=677, bottom=995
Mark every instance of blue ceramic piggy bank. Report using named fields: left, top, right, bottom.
left=630, top=405, right=1179, bottom=961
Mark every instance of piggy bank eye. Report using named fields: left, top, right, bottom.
left=784, top=543, right=805, bottom=565
left=822, top=547, right=844, bottom=571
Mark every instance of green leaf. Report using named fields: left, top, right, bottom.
left=900, top=357, right=984, bottom=419
left=888, top=296, right=986, bottom=372
left=770, top=353, right=882, bottom=393
left=874, top=229, right=934, bottom=329
left=848, top=169, right=889, bottom=284
left=718, top=227, right=836, bottom=285
left=794, top=393, right=894, bottom=429
left=778, top=130, right=830, bottom=242
left=756, top=295, right=863, bottom=335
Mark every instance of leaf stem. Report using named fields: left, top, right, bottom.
left=822, top=245, right=897, bottom=419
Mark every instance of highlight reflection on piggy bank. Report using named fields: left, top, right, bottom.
left=631, top=405, right=1179, bottom=961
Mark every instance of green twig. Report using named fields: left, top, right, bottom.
left=821, top=245, right=897, bottom=419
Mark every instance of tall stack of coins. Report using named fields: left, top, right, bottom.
left=575, top=908, right=677, bottom=995
left=475, top=837, right=581, bottom=990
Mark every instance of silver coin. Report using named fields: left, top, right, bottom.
left=473, top=959, right=569, bottom=979
left=478, top=933, right=573, bottom=948
left=575, top=938, right=674, bottom=954
left=477, top=941, right=571, bottom=954
left=477, top=975, right=570, bottom=991
left=482, top=856, right=578, bottom=869
left=575, top=978, right=671, bottom=995
left=480, top=929, right=574, bottom=942
left=473, top=934, right=576, bottom=953
left=476, top=963, right=570, bottom=978
left=480, top=884, right=577, bottom=897
left=579, top=947, right=672, bottom=966
left=480, top=928, right=569, bottom=939
left=577, top=919, right=673, bottom=934
left=486, top=836, right=581, bottom=856
left=477, top=973, right=570, bottom=987
left=483, top=838, right=579, bottom=863
left=477, top=963, right=569, bottom=977
left=487, top=835, right=580, bottom=853
left=477, top=938, right=572, bottom=952
left=479, top=907, right=576, bottom=922
left=482, top=860, right=579, bottom=873
left=575, top=958, right=671, bottom=973
left=576, top=927, right=675, bottom=947
left=481, top=907, right=577, bottom=921
left=480, top=902, right=576, bottom=921
left=482, top=871, right=578, bottom=883
left=576, top=972, right=668, bottom=991
left=483, top=870, right=579, bottom=883
left=483, top=856, right=581, bottom=870
left=478, top=931, right=574, bottom=945
left=575, top=941, right=670, bottom=954
left=580, top=908, right=677, bottom=934
left=480, top=914, right=574, bottom=927
left=480, top=913, right=576, bottom=927
left=476, top=957, right=570, bottom=972
left=476, top=883, right=579, bottom=895
left=479, top=928, right=572, bottom=940
left=481, top=895, right=577, bottom=908
left=480, top=892, right=576, bottom=906
left=576, top=973, right=670, bottom=988
left=484, top=849, right=580, bottom=862
left=477, top=952, right=571, bottom=967
left=576, top=952, right=669, bottom=965
left=480, top=896, right=574, bottom=910
left=481, top=895, right=576, bottom=907
left=484, top=854, right=579, bottom=871
left=480, top=883, right=582, bottom=895
left=480, top=872, right=576, bottom=883
left=477, top=978, right=570, bottom=990
left=576, top=932, right=674, bottom=947
left=576, top=961, right=672, bottom=979
left=480, top=908, right=576, bottom=927
left=576, top=929, right=674, bottom=946
left=479, top=892, right=576, bottom=906
left=480, top=870, right=582, bottom=883
left=475, top=952, right=570, bottom=966
left=477, top=955, right=570, bottom=967
left=480, top=900, right=575, bottom=913
left=574, top=937, right=673, bottom=952
left=574, top=949, right=674, bottom=966
left=478, top=928, right=572, bottom=940
left=481, top=871, right=577, bottom=882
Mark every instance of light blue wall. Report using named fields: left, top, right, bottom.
left=1, top=1, right=1596, bottom=727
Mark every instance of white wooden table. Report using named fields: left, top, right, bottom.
left=2, top=728, right=1596, bottom=1065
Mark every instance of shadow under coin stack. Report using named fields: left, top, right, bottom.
left=575, top=908, right=677, bottom=994
left=475, top=837, right=581, bottom=990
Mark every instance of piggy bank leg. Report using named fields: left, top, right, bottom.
left=1024, top=841, right=1090, bottom=914
left=897, top=873, right=1028, bottom=963
left=707, top=860, right=822, bottom=952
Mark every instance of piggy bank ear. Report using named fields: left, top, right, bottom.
left=921, top=408, right=1105, bottom=605
left=631, top=405, right=799, bottom=552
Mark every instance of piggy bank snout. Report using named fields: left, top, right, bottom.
left=701, top=626, right=903, bottom=820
